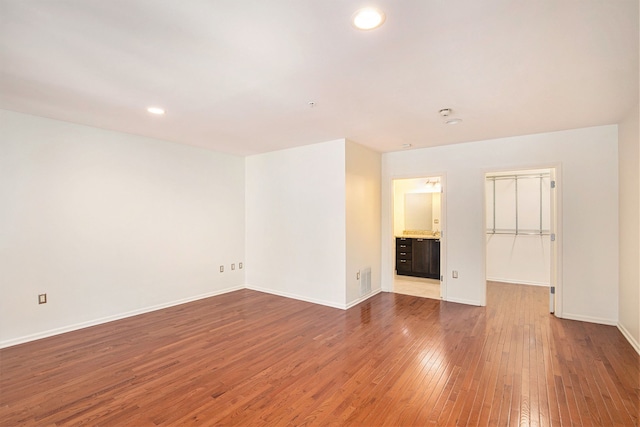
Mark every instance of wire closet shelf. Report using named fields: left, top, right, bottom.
left=486, top=172, right=551, bottom=236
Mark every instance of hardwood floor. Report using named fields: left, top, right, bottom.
left=1, top=283, right=638, bottom=426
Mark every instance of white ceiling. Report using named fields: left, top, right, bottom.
left=1, top=0, right=638, bottom=156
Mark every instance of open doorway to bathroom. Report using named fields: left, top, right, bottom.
left=392, top=176, right=443, bottom=300
left=484, top=168, right=558, bottom=314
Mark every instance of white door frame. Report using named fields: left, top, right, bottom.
left=387, top=173, right=447, bottom=300
left=481, top=164, right=562, bottom=317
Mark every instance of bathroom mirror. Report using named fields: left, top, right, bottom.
left=404, top=193, right=432, bottom=231
left=393, top=177, right=442, bottom=236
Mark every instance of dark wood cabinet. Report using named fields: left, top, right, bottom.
left=411, top=239, right=430, bottom=275
left=396, top=237, right=440, bottom=279
left=395, top=238, right=413, bottom=274
left=427, top=239, right=440, bottom=277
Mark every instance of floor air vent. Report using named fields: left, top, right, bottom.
left=360, top=268, right=371, bottom=296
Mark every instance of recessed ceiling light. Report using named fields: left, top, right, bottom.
left=352, top=8, right=386, bottom=30
left=147, top=107, right=165, bottom=115
left=402, top=143, right=412, bottom=149
left=445, top=118, right=463, bottom=125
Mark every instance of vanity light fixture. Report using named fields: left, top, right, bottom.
left=425, top=178, right=441, bottom=193
left=147, top=106, right=166, bottom=115
left=352, top=8, right=386, bottom=30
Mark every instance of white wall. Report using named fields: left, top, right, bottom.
left=382, top=125, right=619, bottom=324
left=392, top=179, right=412, bottom=235
left=486, top=235, right=551, bottom=286
left=0, top=110, right=246, bottom=347
left=618, top=104, right=640, bottom=353
left=345, top=140, right=381, bottom=306
left=245, top=139, right=346, bottom=307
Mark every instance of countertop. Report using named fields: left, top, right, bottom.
left=396, top=234, right=440, bottom=240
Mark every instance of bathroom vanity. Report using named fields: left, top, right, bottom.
left=396, top=236, right=440, bottom=280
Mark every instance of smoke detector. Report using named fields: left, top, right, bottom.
left=439, top=108, right=462, bottom=124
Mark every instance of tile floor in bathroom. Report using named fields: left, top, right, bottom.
left=393, top=274, right=441, bottom=300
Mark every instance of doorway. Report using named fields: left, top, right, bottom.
left=392, top=176, right=444, bottom=300
left=484, top=167, right=559, bottom=314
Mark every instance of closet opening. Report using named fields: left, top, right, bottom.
left=484, top=167, right=558, bottom=314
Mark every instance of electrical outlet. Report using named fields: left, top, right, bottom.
left=38, top=294, right=47, bottom=304
left=239, top=262, right=243, bottom=269
left=452, top=270, right=458, bottom=279
left=231, top=263, right=235, bottom=270
left=220, top=265, right=224, bottom=273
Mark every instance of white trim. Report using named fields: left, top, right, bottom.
left=381, top=174, right=394, bottom=293
left=482, top=163, right=562, bottom=315
left=440, top=175, right=447, bottom=301
left=0, top=285, right=245, bottom=349
left=245, top=284, right=346, bottom=310
left=487, top=278, right=550, bottom=287
left=387, top=172, right=448, bottom=301
left=345, top=289, right=382, bottom=309
left=551, top=165, right=563, bottom=318
left=561, top=312, right=617, bottom=326
left=617, top=323, right=640, bottom=355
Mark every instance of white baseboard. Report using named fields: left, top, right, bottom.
left=345, top=289, right=382, bottom=309
left=560, top=312, right=617, bottom=326
left=487, top=277, right=550, bottom=287
left=245, top=284, right=346, bottom=310
left=14, top=284, right=627, bottom=353
left=617, top=322, right=640, bottom=355
left=0, top=285, right=244, bottom=349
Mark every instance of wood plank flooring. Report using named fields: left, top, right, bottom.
left=1, top=282, right=638, bottom=426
